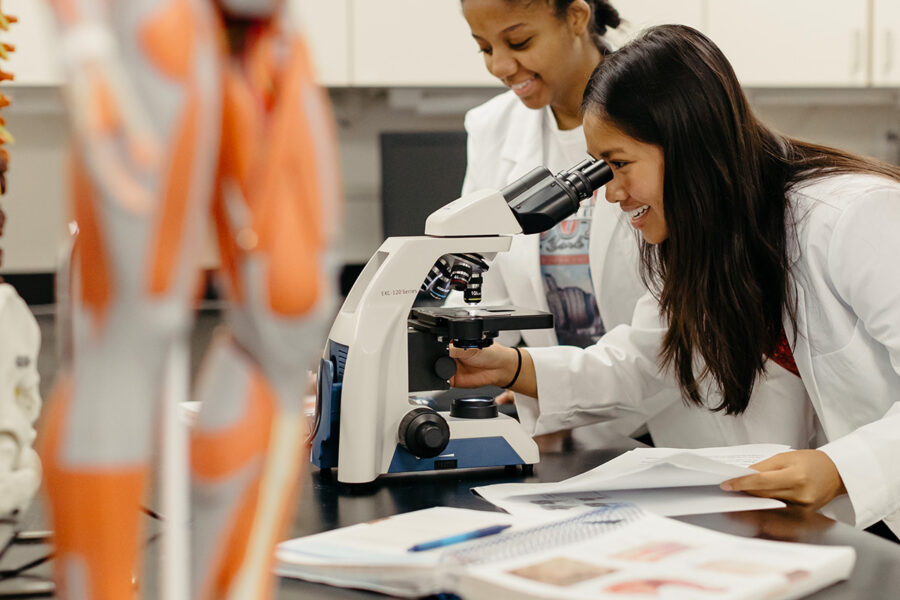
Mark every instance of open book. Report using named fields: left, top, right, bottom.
left=474, top=444, right=792, bottom=519
left=276, top=504, right=855, bottom=599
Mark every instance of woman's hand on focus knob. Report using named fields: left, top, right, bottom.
left=448, top=343, right=519, bottom=389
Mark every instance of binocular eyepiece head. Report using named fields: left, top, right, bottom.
left=502, top=159, right=613, bottom=235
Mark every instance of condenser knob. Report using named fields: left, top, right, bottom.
left=398, top=407, right=450, bottom=458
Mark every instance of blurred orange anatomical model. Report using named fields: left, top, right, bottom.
left=39, top=0, right=341, bottom=598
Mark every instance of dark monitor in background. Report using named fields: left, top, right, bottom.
left=379, top=131, right=468, bottom=238
left=377, top=131, right=506, bottom=404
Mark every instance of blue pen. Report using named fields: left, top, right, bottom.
left=407, top=524, right=512, bottom=553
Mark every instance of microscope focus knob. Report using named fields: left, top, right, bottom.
left=398, top=407, right=450, bottom=459
left=433, top=356, right=457, bottom=381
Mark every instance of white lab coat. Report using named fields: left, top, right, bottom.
left=522, top=173, right=900, bottom=533
left=461, top=91, right=646, bottom=344
left=463, top=91, right=813, bottom=452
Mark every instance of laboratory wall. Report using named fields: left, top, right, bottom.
left=1, top=87, right=899, bottom=278
left=1, top=0, right=899, bottom=282
left=329, top=88, right=900, bottom=264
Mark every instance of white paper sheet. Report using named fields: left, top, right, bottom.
left=474, top=444, right=790, bottom=519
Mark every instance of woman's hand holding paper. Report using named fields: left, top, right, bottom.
left=720, top=450, right=847, bottom=510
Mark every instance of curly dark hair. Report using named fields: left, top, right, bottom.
left=473, top=0, right=621, bottom=47
left=551, top=0, right=621, bottom=37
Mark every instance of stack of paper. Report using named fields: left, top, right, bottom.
left=473, top=444, right=792, bottom=519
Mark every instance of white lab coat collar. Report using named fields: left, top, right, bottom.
left=500, top=103, right=544, bottom=176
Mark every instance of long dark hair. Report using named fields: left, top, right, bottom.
left=582, top=24, right=900, bottom=414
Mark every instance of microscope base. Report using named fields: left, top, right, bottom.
left=386, top=412, right=540, bottom=475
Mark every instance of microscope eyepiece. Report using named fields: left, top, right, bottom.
left=562, top=159, right=614, bottom=198
left=501, top=158, right=613, bottom=235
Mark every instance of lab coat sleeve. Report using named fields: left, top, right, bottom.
left=817, top=184, right=900, bottom=529
left=515, top=292, right=672, bottom=435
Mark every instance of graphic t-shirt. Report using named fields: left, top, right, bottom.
left=539, top=107, right=605, bottom=348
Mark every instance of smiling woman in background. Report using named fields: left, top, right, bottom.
left=457, top=0, right=811, bottom=452
left=451, top=24, right=900, bottom=539
left=460, top=0, right=654, bottom=450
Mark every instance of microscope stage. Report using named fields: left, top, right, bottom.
left=409, top=305, right=553, bottom=347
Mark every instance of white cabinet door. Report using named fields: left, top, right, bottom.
left=605, top=0, right=706, bottom=48
left=2, top=1, right=351, bottom=87
left=707, top=0, right=868, bottom=87
left=3, top=0, right=63, bottom=86
left=289, top=0, right=351, bottom=86
left=352, top=0, right=498, bottom=87
left=872, top=0, right=900, bottom=86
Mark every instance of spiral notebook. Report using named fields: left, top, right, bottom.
left=275, top=504, right=855, bottom=599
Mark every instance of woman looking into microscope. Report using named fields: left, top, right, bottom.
left=456, top=0, right=811, bottom=451
left=451, top=24, right=900, bottom=537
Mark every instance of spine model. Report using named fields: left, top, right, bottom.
left=0, top=2, right=14, bottom=277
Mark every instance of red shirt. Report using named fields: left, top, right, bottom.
left=771, top=327, right=800, bottom=378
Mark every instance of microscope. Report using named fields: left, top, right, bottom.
left=311, top=159, right=613, bottom=483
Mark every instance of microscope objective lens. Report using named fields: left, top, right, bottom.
left=430, top=276, right=452, bottom=300
left=450, top=260, right=473, bottom=290
left=422, top=256, right=453, bottom=294
left=464, top=270, right=483, bottom=304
